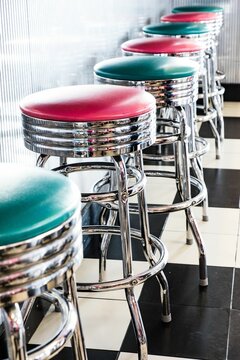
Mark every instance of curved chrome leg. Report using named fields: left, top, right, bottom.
left=209, top=117, right=221, bottom=159
left=191, top=157, right=209, bottom=222
left=113, top=155, right=148, bottom=360
left=135, top=151, right=171, bottom=323
left=178, top=107, right=208, bottom=286
left=3, top=304, right=27, bottom=360
left=64, top=274, right=88, bottom=360
left=99, top=170, right=118, bottom=282
left=36, top=153, right=50, bottom=167
left=185, top=207, right=208, bottom=287
left=99, top=207, right=118, bottom=282
left=212, top=94, right=225, bottom=142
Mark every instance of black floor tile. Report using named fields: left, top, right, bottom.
left=232, top=269, right=240, bottom=310
left=200, top=117, right=240, bottom=139
left=121, top=303, right=229, bottom=359
left=139, top=264, right=233, bottom=309
left=84, top=212, right=168, bottom=261
left=202, top=168, right=240, bottom=208
left=26, top=346, right=119, bottom=360
left=227, top=309, right=240, bottom=360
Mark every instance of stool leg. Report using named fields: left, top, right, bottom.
left=113, top=155, right=148, bottom=360
left=178, top=107, right=208, bottom=287
left=210, top=48, right=225, bottom=142
left=36, top=154, right=50, bottom=167
left=191, top=157, right=209, bottom=222
left=64, top=274, right=88, bottom=360
left=3, top=304, right=27, bottom=360
left=99, top=170, right=118, bottom=282
left=186, top=102, right=209, bottom=222
left=134, top=150, right=171, bottom=323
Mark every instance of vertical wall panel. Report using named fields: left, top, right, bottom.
left=0, top=0, right=169, bottom=164
left=0, top=0, right=35, bottom=163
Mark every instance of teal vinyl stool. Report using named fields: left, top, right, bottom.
left=0, top=164, right=87, bottom=360
left=94, top=56, right=208, bottom=288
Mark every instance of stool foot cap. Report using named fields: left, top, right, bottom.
left=216, top=154, right=221, bottom=160
left=202, top=215, right=209, bottom=222
left=199, top=278, right=208, bottom=287
left=186, top=238, right=193, bottom=245
left=161, top=314, right=172, bottom=323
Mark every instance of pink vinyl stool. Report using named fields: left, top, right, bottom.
left=161, top=12, right=224, bottom=142
left=20, top=84, right=170, bottom=360
left=121, top=36, right=209, bottom=224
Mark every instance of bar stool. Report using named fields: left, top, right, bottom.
left=94, top=56, right=208, bottom=288
left=20, top=84, right=170, bottom=360
left=171, top=5, right=225, bottom=107
left=142, top=22, right=222, bottom=158
left=0, top=163, right=86, bottom=360
left=161, top=12, right=224, bottom=142
left=120, top=36, right=210, bottom=222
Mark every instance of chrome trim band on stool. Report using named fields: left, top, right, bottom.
left=22, top=110, right=155, bottom=158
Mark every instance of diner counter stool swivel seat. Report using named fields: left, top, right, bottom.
left=0, top=164, right=86, bottom=360
left=20, top=84, right=170, bottom=360
left=161, top=12, right=225, bottom=142
left=94, top=56, right=208, bottom=288
left=121, top=36, right=210, bottom=222
left=142, top=21, right=222, bottom=158
left=171, top=6, right=225, bottom=112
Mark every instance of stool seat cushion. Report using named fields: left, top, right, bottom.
left=143, top=22, right=209, bottom=36
left=20, top=84, right=155, bottom=122
left=0, top=164, right=80, bottom=246
left=172, top=6, right=223, bottom=14
left=162, top=12, right=218, bottom=23
left=94, top=56, right=198, bottom=81
left=121, top=37, right=204, bottom=54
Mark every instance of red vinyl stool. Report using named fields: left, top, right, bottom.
left=121, top=36, right=209, bottom=223
left=161, top=12, right=224, bottom=142
left=20, top=84, right=171, bottom=360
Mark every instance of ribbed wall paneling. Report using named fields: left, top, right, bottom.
left=0, top=0, right=35, bottom=163
left=0, top=0, right=169, bottom=164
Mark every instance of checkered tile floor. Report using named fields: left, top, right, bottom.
left=1, top=102, right=239, bottom=360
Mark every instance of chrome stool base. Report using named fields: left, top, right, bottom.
left=80, top=225, right=171, bottom=322
left=38, top=152, right=171, bottom=360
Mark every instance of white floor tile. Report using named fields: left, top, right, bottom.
left=202, top=139, right=240, bottom=169
left=223, top=102, right=240, bottom=117
left=161, top=230, right=238, bottom=267
left=76, top=258, right=145, bottom=300
left=29, top=308, right=63, bottom=345
left=118, top=352, right=198, bottom=360
left=78, top=297, right=131, bottom=351
left=164, top=207, right=240, bottom=236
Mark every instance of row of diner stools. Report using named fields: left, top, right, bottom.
left=0, top=4, right=225, bottom=360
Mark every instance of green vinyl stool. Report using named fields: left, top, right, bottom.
left=0, top=164, right=87, bottom=360
left=94, top=55, right=208, bottom=288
